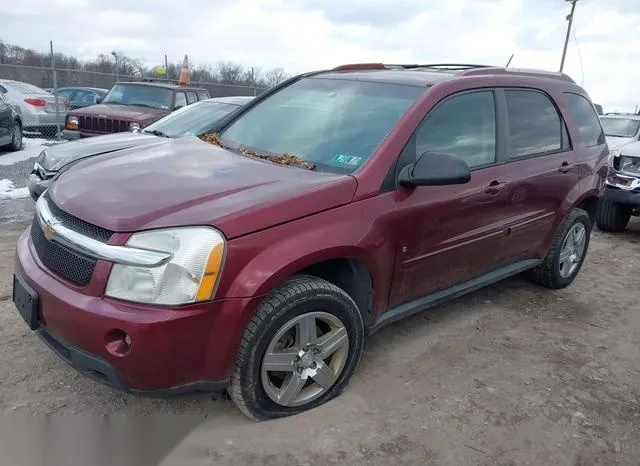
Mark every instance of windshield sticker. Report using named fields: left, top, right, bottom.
left=330, top=154, right=363, bottom=167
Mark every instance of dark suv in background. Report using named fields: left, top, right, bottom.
left=62, top=81, right=210, bottom=140
left=13, top=63, right=607, bottom=421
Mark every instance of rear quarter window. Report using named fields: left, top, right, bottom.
left=564, top=93, right=606, bottom=147
left=197, top=91, right=209, bottom=100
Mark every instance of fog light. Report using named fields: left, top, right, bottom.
left=105, top=329, right=132, bottom=357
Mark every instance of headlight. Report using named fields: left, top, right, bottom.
left=105, top=227, right=226, bottom=305
left=129, top=122, right=141, bottom=132
left=619, top=155, right=640, bottom=176
left=34, top=150, right=46, bottom=168
left=66, top=116, right=79, bottom=130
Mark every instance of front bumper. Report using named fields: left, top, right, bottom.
left=61, top=129, right=81, bottom=140
left=14, top=226, right=259, bottom=394
left=26, top=173, right=49, bottom=202
left=604, top=185, right=640, bottom=206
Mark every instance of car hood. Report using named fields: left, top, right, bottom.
left=69, top=103, right=167, bottom=121
left=40, top=132, right=164, bottom=171
left=48, top=137, right=357, bottom=238
left=606, top=136, right=636, bottom=150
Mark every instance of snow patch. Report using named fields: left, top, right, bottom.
left=0, top=179, right=30, bottom=200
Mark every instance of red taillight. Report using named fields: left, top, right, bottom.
left=24, top=98, right=47, bottom=107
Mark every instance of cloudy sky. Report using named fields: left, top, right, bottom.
left=3, top=0, right=640, bottom=112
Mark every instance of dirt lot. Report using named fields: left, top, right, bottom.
left=1, top=213, right=639, bottom=465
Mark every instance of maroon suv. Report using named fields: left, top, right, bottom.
left=62, top=81, right=210, bottom=140
left=12, top=63, right=608, bottom=420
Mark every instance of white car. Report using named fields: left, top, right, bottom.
left=0, top=79, right=68, bottom=138
left=599, top=113, right=640, bottom=158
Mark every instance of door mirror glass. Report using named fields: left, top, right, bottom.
left=399, top=151, right=471, bottom=188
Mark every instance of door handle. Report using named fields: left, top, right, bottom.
left=558, top=161, right=572, bottom=173
left=485, top=181, right=506, bottom=194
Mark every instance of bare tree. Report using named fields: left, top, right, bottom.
left=263, top=67, right=288, bottom=88
left=217, top=61, right=245, bottom=84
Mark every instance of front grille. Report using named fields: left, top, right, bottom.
left=45, top=196, right=113, bottom=242
left=78, top=116, right=129, bottom=134
left=31, top=219, right=97, bottom=286
left=30, top=197, right=114, bottom=286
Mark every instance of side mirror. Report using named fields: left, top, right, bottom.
left=399, top=151, right=471, bottom=188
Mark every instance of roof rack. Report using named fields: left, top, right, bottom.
left=331, top=63, right=491, bottom=72
left=458, top=67, right=576, bottom=83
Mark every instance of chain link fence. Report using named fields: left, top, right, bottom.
left=0, top=63, right=267, bottom=140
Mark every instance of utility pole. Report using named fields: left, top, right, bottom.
left=111, top=51, right=119, bottom=83
left=165, top=54, right=169, bottom=81
left=559, top=0, right=578, bottom=73
left=50, top=41, right=61, bottom=141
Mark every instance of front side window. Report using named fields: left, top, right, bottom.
left=600, top=117, right=640, bottom=139
left=219, top=77, right=425, bottom=173
left=144, top=101, right=239, bottom=138
left=102, top=84, right=173, bottom=110
left=414, top=91, right=496, bottom=169
left=505, top=90, right=564, bottom=158
left=564, top=93, right=605, bottom=147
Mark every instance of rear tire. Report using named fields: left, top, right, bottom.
left=529, top=208, right=591, bottom=290
left=228, top=275, right=365, bottom=421
left=596, top=198, right=631, bottom=232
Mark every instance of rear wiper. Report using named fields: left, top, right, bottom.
left=143, top=129, right=171, bottom=138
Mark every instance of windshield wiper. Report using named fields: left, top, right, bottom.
left=129, top=103, right=160, bottom=109
left=102, top=101, right=127, bottom=105
left=143, top=129, right=171, bottom=138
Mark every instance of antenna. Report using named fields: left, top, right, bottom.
left=505, top=54, right=514, bottom=68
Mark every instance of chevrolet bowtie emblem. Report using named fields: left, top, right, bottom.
left=42, top=218, right=61, bottom=241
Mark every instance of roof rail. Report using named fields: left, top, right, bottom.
left=387, top=63, right=492, bottom=70
left=458, top=67, right=576, bottom=83
left=332, top=63, right=386, bottom=71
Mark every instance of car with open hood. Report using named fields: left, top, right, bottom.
left=12, top=63, right=607, bottom=420
left=61, top=81, right=210, bottom=140
left=27, top=96, right=253, bottom=200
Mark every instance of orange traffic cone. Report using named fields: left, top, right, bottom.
left=178, top=54, right=190, bottom=84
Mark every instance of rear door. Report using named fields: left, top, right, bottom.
left=389, top=90, right=514, bottom=307
left=498, top=88, right=579, bottom=261
left=0, top=93, right=10, bottom=143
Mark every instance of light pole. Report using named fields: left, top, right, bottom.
left=559, top=0, right=578, bottom=73
left=111, top=51, right=119, bottom=83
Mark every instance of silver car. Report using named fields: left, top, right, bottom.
left=0, top=79, right=67, bottom=137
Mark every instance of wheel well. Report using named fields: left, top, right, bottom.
left=298, top=258, right=374, bottom=327
left=576, top=196, right=599, bottom=225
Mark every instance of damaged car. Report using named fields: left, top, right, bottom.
left=27, top=96, right=253, bottom=200
left=596, top=140, right=640, bottom=231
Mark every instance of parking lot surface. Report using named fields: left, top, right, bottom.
left=1, top=206, right=639, bottom=464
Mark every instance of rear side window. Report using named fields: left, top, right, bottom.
left=197, top=91, right=209, bottom=100
left=564, top=93, right=606, bottom=146
left=186, top=91, right=197, bottom=104
left=505, top=90, right=565, bottom=158
left=175, top=92, right=187, bottom=108
left=414, top=91, right=496, bottom=169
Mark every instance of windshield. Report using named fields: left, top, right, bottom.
left=144, top=100, right=239, bottom=137
left=102, top=84, right=173, bottom=110
left=600, top=117, right=640, bottom=138
left=219, top=77, right=425, bottom=173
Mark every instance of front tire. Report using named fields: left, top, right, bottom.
left=7, top=121, right=23, bottom=151
left=228, top=275, right=365, bottom=421
left=596, top=198, right=631, bottom=232
left=529, top=208, right=591, bottom=289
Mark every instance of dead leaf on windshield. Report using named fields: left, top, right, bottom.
left=201, top=132, right=224, bottom=147
left=240, top=148, right=316, bottom=171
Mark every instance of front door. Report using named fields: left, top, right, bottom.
left=389, top=90, right=513, bottom=308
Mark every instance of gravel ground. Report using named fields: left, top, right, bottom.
left=1, top=211, right=640, bottom=465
